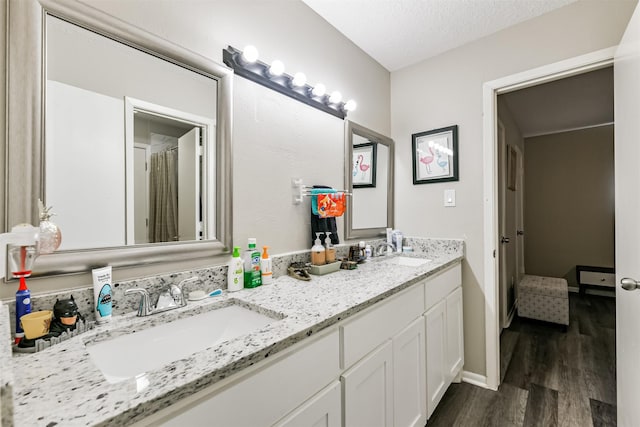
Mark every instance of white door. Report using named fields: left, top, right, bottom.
left=341, top=340, right=394, bottom=427
left=615, top=4, right=640, bottom=426
left=515, top=145, right=525, bottom=283
left=177, top=127, right=200, bottom=241
left=498, top=121, right=517, bottom=329
left=392, top=317, right=427, bottom=427
left=498, top=121, right=508, bottom=328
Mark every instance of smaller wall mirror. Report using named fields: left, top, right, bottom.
left=344, top=121, right=394, bottom=240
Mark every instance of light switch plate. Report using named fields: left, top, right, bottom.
left=444, top=189, right=456, bottom=207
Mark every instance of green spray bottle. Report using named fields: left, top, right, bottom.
left=243, top=238, right=262, bottom=288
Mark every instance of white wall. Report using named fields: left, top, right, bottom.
left=391, top=0, right=637, bottom=376
left=47, top=81, right=125, bottom=250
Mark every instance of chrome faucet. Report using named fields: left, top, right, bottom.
left=375, top=242, right=396, bottom=257
left=125, top=277, right=199, bottom=317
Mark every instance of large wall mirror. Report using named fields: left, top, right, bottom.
left=344, top=121, right=394, bottom=240
left=6, top=0, right=232, bottom=277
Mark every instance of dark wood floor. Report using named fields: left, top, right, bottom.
left=427, top=293, right=616, bottom=427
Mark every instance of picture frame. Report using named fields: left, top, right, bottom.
left=412, top=125, right=459, bottom=184
left=352, top=142, right=377, bottom=188
left=507, top=145, right=517, bottom=191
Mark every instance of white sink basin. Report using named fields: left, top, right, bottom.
left=86, top=303, right=278, bottom=384
left=384, top=256, right=432, bottom=267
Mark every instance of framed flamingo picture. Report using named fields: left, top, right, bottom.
left=353, top=142, right=377, bottom=188
left=412, top=125, right=459, bottom=184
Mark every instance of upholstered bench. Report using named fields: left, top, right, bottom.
left=518, top=275, right=569, bottom=326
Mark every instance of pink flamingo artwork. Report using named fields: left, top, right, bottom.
left=420, top=147, right=434, bottom=174
left=358, top=154, right=370, bottom=178
left=436, top=150, right=448, bottom=172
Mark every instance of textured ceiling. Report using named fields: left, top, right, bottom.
left=302, top=0, right=578, bottom=71
left=500, top=66, right=613, bottom=138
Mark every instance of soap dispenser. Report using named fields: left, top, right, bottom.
left=260, top=246, right=273, bottom=285
left=227, top=246, right=244, bottom=292
left=324, top=232, right=336, bottom=263
left=311, top=233, right=326, bottom=266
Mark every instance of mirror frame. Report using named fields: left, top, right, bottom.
left=344, top=121, right=394, bottom=240
left=6, top=0, right=233, bottom=277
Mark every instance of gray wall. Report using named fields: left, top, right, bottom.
left=0, top=0, right=390, bottom=297
left=524, top=125, right=615, bottom=286
left=391, top=1, right=636, bottom=376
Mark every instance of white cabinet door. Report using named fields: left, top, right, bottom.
left=342, top=340, right=394, bottom=427
left=446, top=286, right=464, bottom=380
left=275, top=381, right=341, bottom=427
left=392, top=317, right=427, bottom=427
left=425, top=300, right=447, bottom=418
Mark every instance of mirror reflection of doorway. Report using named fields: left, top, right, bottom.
left=131, top=110, right=204, bottom=244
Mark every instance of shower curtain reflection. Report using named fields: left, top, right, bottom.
left=149, top=148, right=178, bottom=242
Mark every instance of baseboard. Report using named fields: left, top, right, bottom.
left=504, top=299, right=518, bottom=328
left=568, top=286, right=615, bottom=298
left=462, top=371, right=490, bottom=389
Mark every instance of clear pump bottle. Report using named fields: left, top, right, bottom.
left=311, top=232, right=326, bottom=265
left=324, top=232, right=336, bottom=263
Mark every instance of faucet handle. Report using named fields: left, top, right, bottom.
left=125, top=288, right=152, bottom=316
left=177, top=277, right=199, bottom=290
left=171, top=277, right=199, bottom=306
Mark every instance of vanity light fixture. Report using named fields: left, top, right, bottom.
left=292, top=72, right=307, bottom=87
left=269, top=59, right=285, bottom=76
left=344, top=100, right=357, bottom=112
left=329, top=91, right=342, bottom=104
left=312, top=83, right=326, bottom=97
left=223, top=45, right=355, bottom=119
left=241, top=45, right=259, bottom=63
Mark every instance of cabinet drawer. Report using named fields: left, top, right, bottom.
left=425, top=263, right=462, bottom=311
left=579, top=270, right=615, bottom=287
left=341, top=284, right=424, bottom=368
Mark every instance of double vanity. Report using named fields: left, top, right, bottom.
left=0, top=238, right=464, bottom=426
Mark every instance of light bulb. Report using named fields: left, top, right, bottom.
left=292, top=72, right=307, bottom=87
left=242, top=45, right=259, bottom=63
left=344, top=99, right=357, bottom=111
left=269, top=60, right=285, bottom=76
left=329, top=91, right=342, bottom=104
left=312, top=83, right=326, bottom=97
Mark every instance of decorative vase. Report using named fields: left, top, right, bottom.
left=38, top=199, right=62, bottom=254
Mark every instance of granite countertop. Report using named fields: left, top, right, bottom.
left=3, top=245, right=463, bottom=426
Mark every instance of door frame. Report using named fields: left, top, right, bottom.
left=124, top=97, right=216, bottom=244
left=482, top=46, right=616, bottom=390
